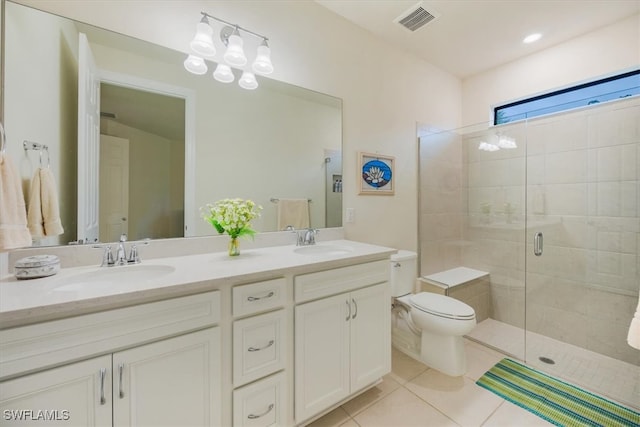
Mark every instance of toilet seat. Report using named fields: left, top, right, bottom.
left=408, top=293, right=475, bottom=320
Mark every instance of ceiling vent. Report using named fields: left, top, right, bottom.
left=395, top=2, right=438, bottom=32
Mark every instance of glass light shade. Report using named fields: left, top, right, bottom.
left=183, top=54, right=208, bottom=75
left=213, top=63, right=234, bottom=83
left=190, top=22, right=216, bottom=57
left=238, top=71, right=258, bottom=90
left=224, top=34, right=247, bottom=67
left=252, top=44, right=274, bottom=75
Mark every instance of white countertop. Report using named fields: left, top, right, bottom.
left=0, top=240, right=396, bottom=328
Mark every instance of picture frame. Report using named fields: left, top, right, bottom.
left=358, top=152, right=395, bottom=195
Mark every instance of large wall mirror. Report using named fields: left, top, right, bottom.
left=3, top=1, right=342, bottom=248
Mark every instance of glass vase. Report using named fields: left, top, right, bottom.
left=228, top=237, right=240, bottom=256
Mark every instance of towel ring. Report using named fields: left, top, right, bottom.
left=39, top=148, right=50, bottom=168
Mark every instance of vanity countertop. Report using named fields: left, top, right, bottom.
left=0, top=240, right=396, bottom=329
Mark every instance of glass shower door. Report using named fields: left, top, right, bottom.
left=524, top=98, right=640, bottom=409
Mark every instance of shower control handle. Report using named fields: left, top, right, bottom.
left=534, top=232, right=543, bottom=256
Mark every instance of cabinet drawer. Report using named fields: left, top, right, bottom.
left=294, top=260, right=388, bottom=303
left=0, top=291, right=220, bottom=380
left=233, top=309, right=287, bottom=387
left=233, top=278, right=287, bottom=318
left=233, top=371, right=287, bottom=427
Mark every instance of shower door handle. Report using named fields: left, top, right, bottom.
left=534, top=232, right=543, bottom=256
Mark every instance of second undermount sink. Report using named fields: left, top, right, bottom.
left=293, top=244, right=354, bottom=256
left=53, top=264, right=176, bottom=292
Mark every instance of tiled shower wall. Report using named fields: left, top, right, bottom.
left=419, top=97, right=639, bottom=365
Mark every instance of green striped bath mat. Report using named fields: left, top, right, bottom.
left=476, top=358, right=640, bottom=426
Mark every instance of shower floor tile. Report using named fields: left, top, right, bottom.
left=466, top=318, right=640, bottom=410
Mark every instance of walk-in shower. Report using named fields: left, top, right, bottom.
left=418, top=97, right=639, bottom=409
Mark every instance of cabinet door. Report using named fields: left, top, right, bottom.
left=0, top=355, right=112, bottom=427
left=112, top=327, right=221, bottom=427
left=350, top=283, right=391, bottom=392
left=294, top=293, right=350, bottom=422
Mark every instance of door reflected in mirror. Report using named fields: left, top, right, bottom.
left=3, top=1, right=342, bottom=248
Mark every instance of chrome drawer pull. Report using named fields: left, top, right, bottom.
left=247, top=403, right=274, bottom=419
left=346, top=300, right=351, bottom=321
left=99, top=368, right=106, bottom=405
left=352, top=298, right=358, bottom=320
left=247, top=291, right=275, bottom=302
left=248, top=340, right=275, bottom=352
left=118, top=363, right=125, bottom=398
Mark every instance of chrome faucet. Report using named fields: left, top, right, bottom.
left=295, top=228, right=318, bottom=246
left=93, top=235, right=149, bottom=267
left=116, top=234, right=128, bottom=266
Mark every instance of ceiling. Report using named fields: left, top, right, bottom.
left=314, top=0, right=640, bottom=78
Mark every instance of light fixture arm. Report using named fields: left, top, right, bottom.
left=200, top=12, right=269, bottom=43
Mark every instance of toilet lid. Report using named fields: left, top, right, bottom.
left=408, top=293, right=475, bottom=320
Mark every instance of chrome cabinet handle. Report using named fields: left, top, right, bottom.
left=534, top=232, right=543, bottom=256
left=99, top=368, right=106, bottom=405
left=247, top=403, right=274, bottom=419
left=118, top=363, right=125, bottom=399
left=351, top=298, right=358, bottom=319
left=346, top=300, right=351, bottom=321
left=248, top=340, right=275, bottom=352
left=247, top=291, right=275, bottom=302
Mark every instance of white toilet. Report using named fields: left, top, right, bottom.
left=390, top=251, right=476, bottom=376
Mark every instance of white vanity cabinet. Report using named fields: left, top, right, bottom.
left=232, top=278, right=290, bottom=426
left=293, top=261, right=390, bottom=423
left=0, top=292, right=222, bottom=427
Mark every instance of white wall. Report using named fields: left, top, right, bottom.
left=14, top=0, right=462, bottom=252
left=462, top=14, right=640, bottom=126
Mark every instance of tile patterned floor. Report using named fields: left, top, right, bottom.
left=308, top=341, right=555, bottom=427
left=467, top=318, right=640, bottom=410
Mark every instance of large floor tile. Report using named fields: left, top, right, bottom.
left=389, top=348, right=429, bottom=385
left=405, top=369, right=503, bottom=427
left=464, top=341, right=505, bottom=381
left=307, top=406, right=352, bottom=427
left=353, top=387, right=457, bottom=427
left=482, top=401, right=554, bottom=426
left=342, top=375, right=402, bottom=417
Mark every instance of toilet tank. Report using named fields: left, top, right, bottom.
left=390, top=250, right=417, bottom=297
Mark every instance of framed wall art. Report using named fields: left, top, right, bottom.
left=358, top=152, right=394, bottom=195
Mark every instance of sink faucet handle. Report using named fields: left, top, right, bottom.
left=128, top=244, right=140, bottom=264
left=93, top=244, right=115, bottom=267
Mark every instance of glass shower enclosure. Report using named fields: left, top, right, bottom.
left=418, top=97, right=639, bottom=409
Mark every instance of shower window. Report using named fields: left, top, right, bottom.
left=494, top=69, right=640, bottom=124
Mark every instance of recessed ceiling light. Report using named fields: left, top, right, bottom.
left=523, top=33, right=542, bottom=44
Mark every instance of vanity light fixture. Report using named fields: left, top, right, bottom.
left=184, top=12, right=274, bottom=90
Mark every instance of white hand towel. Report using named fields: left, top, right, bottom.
left=27, top=167, right=44, bottom=237
left=39, top=167, right=64, bottom=236
left=28, top=167, right=64, bottom=237
left=0, top=153, right=32, bottom=250
left=628, top=294, right=640, bottom=350
left=277, top=198, right=310, bottom=230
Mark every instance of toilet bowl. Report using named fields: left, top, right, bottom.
left=390, top=251, right=476, bottom=376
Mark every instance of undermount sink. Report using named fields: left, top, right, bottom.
left=293, top=244, right=354, bottom=256
left=53, top=264, right=176, bottom=292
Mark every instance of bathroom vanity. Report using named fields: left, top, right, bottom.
left=0, top=240, right=394, bottom=426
